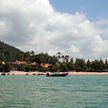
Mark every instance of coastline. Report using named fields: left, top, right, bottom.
left=68, top=72, right=108, bottom=75
left=1, top=71, right=108, bottom=75
left=0, top=71, right=39, bottom=75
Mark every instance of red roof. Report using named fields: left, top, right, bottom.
left=12, top=61, right=27, bottom=65
left=40, top=63, right=51, bottom=68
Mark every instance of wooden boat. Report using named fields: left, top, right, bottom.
left=46, top=72, right=68, bottom=77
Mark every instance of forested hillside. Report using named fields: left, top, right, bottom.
left=0, top=41, right=22, bottom=62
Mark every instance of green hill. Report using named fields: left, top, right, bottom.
left=0, top=41, right=22, bottom=62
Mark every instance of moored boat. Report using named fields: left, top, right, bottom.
left=46, top=72, right=68, bottom=77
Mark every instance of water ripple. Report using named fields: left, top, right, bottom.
left=0, top=75, right=108, bottom=108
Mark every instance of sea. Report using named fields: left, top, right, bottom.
left=0, top=75, right=108, bottom=108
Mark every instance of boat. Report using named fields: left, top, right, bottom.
left=46, top=72, right=68, bottom=77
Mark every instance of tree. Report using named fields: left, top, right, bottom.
left=0, top=62, right=4, bottom=72
left=90, top=60, right=105, bottom=72
left=105, top=59, right=108, bottom=71
left=99, top=59, right=105, bottom=71
left=66, top=62, right=75, bottom=71
left=25, top=65, right=32, bottom=72
left=65, top=55, right=69, bottom=63
left=59, top=63, right=68, bottom=72
left=4, top=63, right=11, bottom=72
left=86, top=59, right=91, bottom=71
left=70, top=58, right=74, bottom=63
left=74, top=58, right=86, bottom=72
left=56, top=52, right=62, bottom=63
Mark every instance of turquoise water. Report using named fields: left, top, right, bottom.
left=0, top=75, right=108, bottom=108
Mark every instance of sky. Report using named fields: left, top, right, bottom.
left=0, top=0, right=108, bottom=60
left=50, top=0, right=108, bottom=21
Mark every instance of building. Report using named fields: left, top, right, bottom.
left=40, top=63, right=52, bottom=68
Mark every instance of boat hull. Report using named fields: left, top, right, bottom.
left=46, top=73, right=67, bottom=77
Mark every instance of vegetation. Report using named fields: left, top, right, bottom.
left=0, top=41, right=108, bottom=73
left=16, top=51, right=108, bottom=72
left=0, top=41, right=22, bottom=62
left=0, top=62, right=11, bottom=72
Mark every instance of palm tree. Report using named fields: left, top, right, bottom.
left=64, top=55, right=69, bottom=63
left=65, top=55, right=69, bottom=63
left=62, top=55, right=65, bottom=63
left=56, top=52, right=62, bottom=64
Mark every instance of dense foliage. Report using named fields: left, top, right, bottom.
left=0, top=62, right=11, bottom=72
left=0, top=41, right=22, bottom=62
left=18, top=52, right=58, bottom=65
left=15, top=51, right=108, bottom=72
left=0, top=41, right=108, bottom=72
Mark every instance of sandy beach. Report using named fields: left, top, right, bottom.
left=68, top=72, right=108, bottom=75
left=1, top=71, right=108, bottom=75
left=0, top=71, right=40, bottom=75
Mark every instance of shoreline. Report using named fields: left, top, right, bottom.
left=68, top=72, right=108, bottom=75
left=1, top=71, right=108, bottom=75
